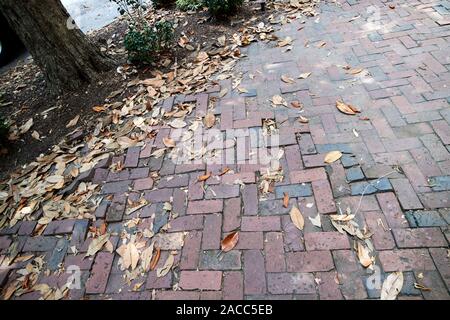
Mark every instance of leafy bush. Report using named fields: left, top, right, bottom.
left=205, top=0, right=244, bottom=17
left=124, top=21, right=174, bottom=63
left=176, top=0, right=204, bottom=11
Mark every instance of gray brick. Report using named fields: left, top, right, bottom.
left=199, top=250, right=242, bottom=270
left=275, top=184, right=313, bottom=198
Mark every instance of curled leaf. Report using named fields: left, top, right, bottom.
left=357, top=242, right=372, bottom=268
left=156, top=253, right=174, bottom=278
left=381, top=272, right=403, bottom=300
left=204, top=112, right=216, bottom=128
left=336, top=101, right=360, bottom=115
left=221, top=231, right=239, bottom=252
left=163, top=137, right=176, bottom=148
left=283, top=192, right=289, bottom=208
left=198, top=172, right=212, bottom=182
left=290, top=206, right=304, bottom=230
left=324, top=151, right=342, bottom=163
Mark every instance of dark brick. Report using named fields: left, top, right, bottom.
left=267, top=273, right=316, bottom=294
left=274, top=184, right=312, bottom=198
left=345, top=167, right=365, bottom=182
left=47, top=238, right=69, bottom=271
left=243, top=250, right=266, bottom=295
left=22, top=236, right=57, bottom=252
left=199, top=250, right=242, bottom=270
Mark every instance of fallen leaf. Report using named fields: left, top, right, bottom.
left=389, top=4, right=395, bottom=9
left=336, top=101, right=360, bottom=115
left=357, top=242, right=372, bottom=267
left=298, top=116, right=309, bottom=123
left=298, top=72, right=311, bottom=79
left=329, top=214, right=355, bottom=222
left=92, top=105, right=107, bottom=112
left=413, top=283, right=432, bottom=291
left=278, top=36, right=293, bottom=47
left=317, top=41, right=326, bottom=48
left=381, top=272, right=403, bottom=300
left=309, top=214, right=322, bottom=228
left=283, top=192, right=289, bottom=208
left=163, top=137, right=176, bottom=148
left=271, top=95, right=287, bottom=107
left=291, top=101, right=302, bottom=109
left=217, top=35, right=226, bottom=46
left=66, top=115, right=80, bottom=128
left=281, top=75, right=295, bottom=84
left=290, top=206, right=304, bottom=230
left=221, top=231, right=239, bottom=252
left=218, top=167, right=231, bottom=176
left=19, top=118, right=34, bottom=134
left=198, top=172, right=211, bottom=182
left=204, top=113, right=216, bottom=128
left=141, top=242, right=154, bottom=272
left=324, top=151, right=342, bottom=163
left=31, top=131, right=41, bottom=141
left=156, top=253, right=174, bottom=277
left=86, top=233, right=110, bottom=257
left=352, top=128, right=359, bottom=137
left=149, top=247, right=161, bottom=270
left=168, top=119, right=187, bottom=129
left=348, top=68, right=363, bottom=75
left=219, top=88, right=228, bottom=98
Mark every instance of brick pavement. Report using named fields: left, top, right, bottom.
left=1, top=0, right=449, bottom=300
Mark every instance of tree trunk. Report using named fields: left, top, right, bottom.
left=0, top=0, right=114, bottom=93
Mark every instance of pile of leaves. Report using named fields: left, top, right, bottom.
left=1, top=0, right=324, bottom=300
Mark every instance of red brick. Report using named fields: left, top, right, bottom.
left=413, top=270, right=450, bottom=300
left=312, top=179, right=336, bottom=214
left=123, top=146, right=140, bottom=168
left=202, top=214, right=222, bottom=250
left=180, top=231, right=202, bottom=269
left=18, top=221, right=37, bottom=236
left=64, top=254, right=94, bottom=270
left=187, top=200, right=223, bottom=215
left=223, top=271, right=244, bottom=300
left=363, top=211, right=395, bottom=250
left=402, top=162, right=432, bottom=193
left=376, top=192, right=410, bottom=228
left=243, top=250, right=266, bottom=294
left=233, top=118, right=261, bottom=129
left=431, top=120, right=450, bottom=145
left=195, top=93, right=208, bottom=117
left=410, top=148, right=442, bottom=178
left=179, top=271, right=222, bottom=290
left=144, top=189, right=173, bottom=202
left=289, top=168, right=327, bottom=183
left=157, top=174, right=189, bottom=188
left=299, top=133, right=317, bottom=155
left=155, top=291, right=200, bottom=300
left=303, top=154, right=327, bottom=168
left=286, top=251, right=334, bottom=272
left=378, top=249, right=435, bottom=272
left=0, top=236, right=12, bottom=250
left=172, top=188, right=187, bottom=216
left=220, top=109, right=233, bottom=131
left=419, top=191, right=450, bottom=209
left=304, top=232, right=350, bottom=251
left=145, top=270, right=172, bottom=289
left=284, top=144, right=303, bottom=171
left=241, top=216, right=281, bottom=231
left=264, top=232, right=286, bottom=272
left=317, top=271, right=343, bottom=300
left=133, top=177, right=154, bottom=191
left=267, top=273, right=316, bottom=294
left=188, top=176, right=204, bottom=200
left=200, top=291, right=222, bottom=300
left=85, top=252, right=114, bottom=294
left=205, top=185, right=239, bottom=199
left=222, top=172, right=255, bottom=184
left=391, top=96, right=415, bottom=114
left=429, top=248, right=450, bottom=291
left=392, top=228, right=447, bottom=248
left=169, top=215, right=203, bottom=232
left=43, top=219, right=76, bottom=235
left=235, top=232, right=264, bottom=250
left=223, top=198, right=241, bottom=232
left=281, top=214, right=305, bottom=252
left=242, top=184, right=258, bottom=215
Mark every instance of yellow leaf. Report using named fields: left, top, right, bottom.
left=290, top=206, right=304, bottom=230
left=324, top=151, right=342, bottom=163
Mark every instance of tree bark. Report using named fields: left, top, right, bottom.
left=0, top=0, right=115, bottom=93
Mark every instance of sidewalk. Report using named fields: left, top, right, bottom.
left=1, top=0, right=449, bottom=300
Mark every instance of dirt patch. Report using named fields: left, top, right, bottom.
left=0, top=3, right=272, bottom=180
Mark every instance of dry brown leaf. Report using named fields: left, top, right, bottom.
left=357, top=242, right=372, bottom=268
left=291, top=101, right=302, bottom=109
left=163, top=137, right=176, bottom=148
left=298, top=72, right=312, bottom=79
left=317, top=41, right=326, bottom=48
left=198, top=172, right=212, bottom=182
left=381, top=272, right=403, bottom=300
left=141, top=242, right=154, bottom=272
left=86, top=233, right=110, bottom=257
left=290, top=206, right=304, bottom=230
left=150, top=247, right=161, bottom=270
left=66, top=115, right=80, bottom=128
left=278, top=36, right=293, bottom=47
left=271, top=95, right=287, bottom=107
left=298, top=116, right=309, bottom=123
left=336, top=101, right=360, bottom=115
left=92, top=105, right=107, bottom=112
left=204, top=113, right=216, bottom=128
left=348, top=68, right=363, bottom=75
left=156, top=253, right=174, bottom=278
left=218, top=167, right=231, bottom=176
left=221, top=231, right=239, bottom=252
left=31, top=131, right=41, bottom=141
left=283, top=192, right=289, bottom=208
left=324, top=151, right=342, bottom=163
left=281, top=75, right=295, bottom=84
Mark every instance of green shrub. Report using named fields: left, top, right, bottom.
left=176, top=0, right=204, bottom=11
left=205, top=0, right=243, bottom=17
left=124, top=21, right=174, bottom=63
